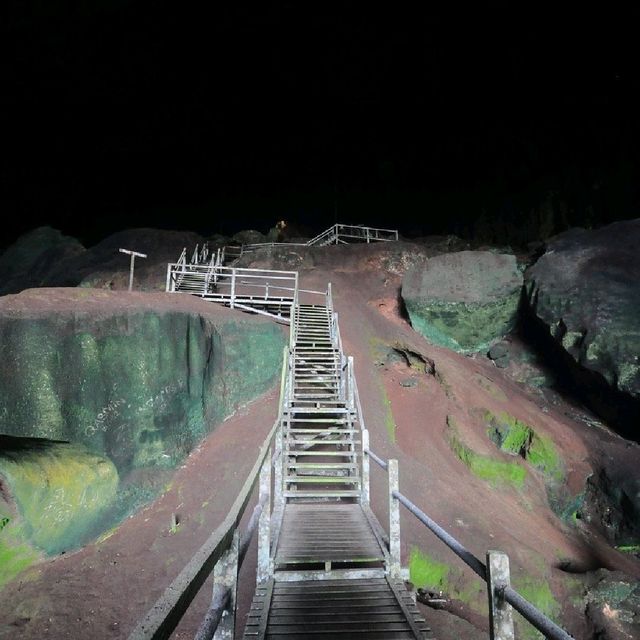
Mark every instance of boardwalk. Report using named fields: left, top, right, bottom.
left=242, top=303, right=432, bottom=639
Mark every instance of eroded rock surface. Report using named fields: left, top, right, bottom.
left=524, top=220, right=640, bottom=436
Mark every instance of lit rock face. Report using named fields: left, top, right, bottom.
left=0, top=291, right=285, bottom=474
left=524, top=220, right=640, bottom=431
left=402, top=251, right=522, bottom=353
left=0, top=289, right=286, bottom=556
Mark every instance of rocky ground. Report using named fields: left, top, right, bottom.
left=0, top=227, right=639, bottom=639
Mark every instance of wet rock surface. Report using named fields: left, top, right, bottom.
left=402, top=251, right=523, bottom=353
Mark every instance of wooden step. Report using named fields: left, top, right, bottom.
left=287, top=463, right=359, bottom=470
left=285, top=476, right=361, bottom=484
left=287, top=418, right=350, bottom=423
left=286, top=407, right=348, bottom=414
left=286, top=428, right=358, bottom=434
left=286, top=451, right=357, bottom=457
left=283, top=490, right=361, bottom=498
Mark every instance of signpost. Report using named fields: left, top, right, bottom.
left=119, top=248, right=147, bottom=291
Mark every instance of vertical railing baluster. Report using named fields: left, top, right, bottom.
left=487, top=551, right=515, bottom=640
left=230, top=269, right=236, bottom=309
left=388, top=459, right=401, bottom=578
left=361, top=429, right=370, bottom=505
left=347, top=356, right=354, bottom=408
left=211, top=531, right=239, bottom=640
left=257, top=448, right=272, bottom=585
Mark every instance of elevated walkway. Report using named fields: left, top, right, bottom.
left=241, top=301, right=432, bottom=639
left=132, top=268, right=575, bottom=640
left=164, top=224, right=398, bottom=322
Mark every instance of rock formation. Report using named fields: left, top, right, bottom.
left=402, top=251, right=523, bottom=353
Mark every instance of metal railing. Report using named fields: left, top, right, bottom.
left=307, top=223, right=399, bottom=247
left=360, top=440, right=574, bottom=640
left=128, top=347, right=289, bottom=640
left=166, top=263, right=299, bottom=322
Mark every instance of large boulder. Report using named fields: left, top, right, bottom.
left=0, top=289, right=286, bottom=558
left=0, top=438, right=119, bottom=555
left=524, top=220, right=640, bottom=435
left=402, top=251, right=523, bottom=353
left=0, top=228, right=204, bottom=294
left=0, top=227, right=85, bottom=294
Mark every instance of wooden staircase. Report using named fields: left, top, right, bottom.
left=242, top=300, right=432, bottom=639
left=284, top=304, right=360, bottom=502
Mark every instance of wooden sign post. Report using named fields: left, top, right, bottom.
left=119, top=248, right=147, bottom=291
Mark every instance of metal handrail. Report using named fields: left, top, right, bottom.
left=364, top=447, right=574, bottom=640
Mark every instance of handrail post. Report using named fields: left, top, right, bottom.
left=211, top=530, right=239, bottom=640
left=230, top=269, right=236, bottom=309
left=388, top=459, right=401, bottom=578
left=274, top=424, right=283, bottom=511
left=347, top=356, right=354, bottom=408
left=361, top=430, right=370, bottom=505
left=166, top=264, right=172, bottom=292
left=257, top=447, right=272, bottom=585
left=487, top=551, right=514, bottom=640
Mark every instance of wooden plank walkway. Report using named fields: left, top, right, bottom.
left=242, top=302, right=432, bottom=639
left=275, top=503, right=385, bottom=568
left=244, top=578, right=431, bottom=639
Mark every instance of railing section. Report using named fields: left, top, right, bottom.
left=359, top=440, right=574, bottom=639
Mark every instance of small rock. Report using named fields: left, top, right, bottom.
left=399, top=377, right=418, bottom=388
left=488, top=343, right=509, bottom=361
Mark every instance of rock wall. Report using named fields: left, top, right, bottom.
left=524, top=220, right=640, bottom=438
left=0, top=298, right=284, bottom=473
left=0, top=289, right=286, bottom=559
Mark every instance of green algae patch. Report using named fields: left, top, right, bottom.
left=616, top=544, right=640, bottom=554
left=0, top=437, right=118, bottom=554
left=513, top=576, right=561, bottom=640
left=409, top=546, right=487, bottom=614
left=447, top=416, right=526, bottom=489
left=0, top=502, right=40, bottom=589
left=409, top=547, right=450, bottom=591
left=484, top=411, right=563, bottom=483
left=382, top=389, right=397, bottom=443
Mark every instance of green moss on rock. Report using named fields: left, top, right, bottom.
left=513, top=576, right=561, bottom=640
left=484, top=411, right=564, bottom=483
left=409, top=546, right=450, bottom=591
left=0, top=437, right=118, bottom=554
left=0, top=501, right=40, bottom=589
left=402, top=251, right=522, bottom=353
left=446, top=415, right=526, bottom=488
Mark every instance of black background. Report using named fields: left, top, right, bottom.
left=3, top=3, right=639, bottom=247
